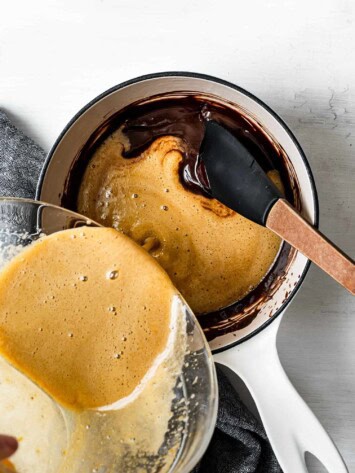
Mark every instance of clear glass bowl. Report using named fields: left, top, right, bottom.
left=0, top=198, right=218, bottom=473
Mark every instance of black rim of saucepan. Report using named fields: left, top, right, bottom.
left=36, top=71, right=320, bottom=353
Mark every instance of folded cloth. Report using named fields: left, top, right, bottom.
left=0, top=109, right=281, bottom=473
left=0, top=111, right=45, bottom=198
left=194, top=369, right=281, bottom=473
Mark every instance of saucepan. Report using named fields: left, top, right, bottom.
left=36, top=72, right=348, bottom=472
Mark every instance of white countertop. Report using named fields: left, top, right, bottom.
left=1, top=1, right=354, bottom=471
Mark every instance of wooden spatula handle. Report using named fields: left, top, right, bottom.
left=266, top=199, right=355, bottom=295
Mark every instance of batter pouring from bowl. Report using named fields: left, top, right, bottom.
left=0, top=224, right=191, bottom=472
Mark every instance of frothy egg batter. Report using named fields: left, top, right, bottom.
left=0, top=227, right=188, bottom=472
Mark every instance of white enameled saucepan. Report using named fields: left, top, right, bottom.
left=37, top=72, right=348, bottom=473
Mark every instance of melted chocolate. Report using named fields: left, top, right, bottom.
left=62, top=94, right=300, bottom=341
left=119, top=98, right=294, bottom=203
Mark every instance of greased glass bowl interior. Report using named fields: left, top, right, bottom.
left=0, top=198, right=218, bottom=473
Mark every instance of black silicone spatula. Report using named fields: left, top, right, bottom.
left=200, top=120, right=355, bottom=295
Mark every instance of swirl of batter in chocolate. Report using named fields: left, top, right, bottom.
left=64, top=95, right=299, bottom=341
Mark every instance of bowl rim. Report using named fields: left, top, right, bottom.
left=35, top=71, right=320, bottom=352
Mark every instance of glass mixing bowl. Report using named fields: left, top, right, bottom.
left=0, top=198, right=218, bottom=473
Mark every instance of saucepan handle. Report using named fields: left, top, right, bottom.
left=213, top=316, right=348, bottom=473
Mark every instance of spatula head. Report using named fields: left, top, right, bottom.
left=200, top=121, right=282, bottom=226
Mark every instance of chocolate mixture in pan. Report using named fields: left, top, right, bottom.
left=68, top=96, right=297, bottom=340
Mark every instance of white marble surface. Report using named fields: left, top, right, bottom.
left=1, top=1, right=354, bottom=471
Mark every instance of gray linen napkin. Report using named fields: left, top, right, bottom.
left=0, top=111, right=45, bottom=198
left=0, top=109, right=281, bottom=473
